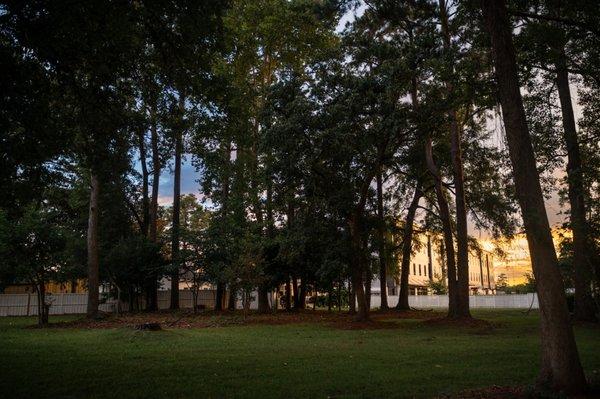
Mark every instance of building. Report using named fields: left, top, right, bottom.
left=372, top=232, right=496, bottom=296
left=1, top=280, right=87, bottom=294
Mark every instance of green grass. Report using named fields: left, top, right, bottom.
left=0, top=310, right=598, bottom=398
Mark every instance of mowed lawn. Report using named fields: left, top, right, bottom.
left=0, top=310, right=598, bottom=399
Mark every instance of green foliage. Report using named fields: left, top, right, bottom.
left=428, top=275, right=448, bottom=295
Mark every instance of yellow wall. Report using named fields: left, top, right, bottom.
left=3, top=280, right=86, bottom=294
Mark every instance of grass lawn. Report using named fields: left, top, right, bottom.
left=0, top=309, right=598, bottom=398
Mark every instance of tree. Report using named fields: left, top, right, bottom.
left=0, top=206, right=68, bottom=326
left=480, top=0, right=586, bottom=392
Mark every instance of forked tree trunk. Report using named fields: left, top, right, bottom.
left=481, top=1, right=587, bottom=392
left=170, top=95, right=184, bottom=310
left=425, top=138, right=458, bottom=315
left=397, top=185, right=422, bottom=310
left=376, top=169, right=389, bottom=310
left=410, top=74, right=458, bottom=315
left=439, top=0, right=470, bottom=319
left=554, top=45, right=597, bottom=322
left=86, top=173, right=100, bottom=319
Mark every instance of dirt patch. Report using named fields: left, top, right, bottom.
left=40, top=309, right=445, bottom=330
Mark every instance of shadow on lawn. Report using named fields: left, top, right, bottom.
left=29, top=308, right=502, bottom=334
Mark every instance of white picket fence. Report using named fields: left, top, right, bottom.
left=0, top=290, right=219, bottom=316
left=0, top=291, right=538, bottom=316
left=369, top=293, right=538, bottom=309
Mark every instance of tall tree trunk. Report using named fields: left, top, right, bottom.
left=219, top=141, right=232, bottom=311
left=397, top=185, right=422, bottom=310
left=427, top=235, right=434, bottom=282
left=86, top=173, right=100, bottom=318
left=299, top=280, right=307, bottom=309
left=554, top=45, right=597, bottom=322
left=481, top=1, right=587, bottom=392
left=425, top=138, right=458, bottom=316
left=439, top=0, right=471, bottom=319
left=349, top=212, right=369, bottom=321
left=409, top=73, right=458, bottom=315
left=348, top=280, right=356, bottom=314
left=37, top=280, right=48, bottom=326
left=257, top=287, right=270, bottom=313
left=137, top=131, right=150, bottom=236
left=285, top=201, right=294, bottom=311
left=285, top=279, right=292, bottom=311
left=170, top=95, right=184, bottom=310
left=364, top=268, right=372, bottom=311
left=147, top=103, right=160, bottom=311
left=215, top=283, right=224, bottom=311
left=292, top=277, right=299, bottom=308
left=256, top=170, right=275, bottom=314
left=376, top=169, right=389, bottom=310
left=227, top=285, right=236, bottom=311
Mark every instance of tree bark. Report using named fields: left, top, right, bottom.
left=86, top=173, right=100, bottom=318
left=292, top=277, right=299, bottom=308
left=215, top=283, right=225, bottom=311
left=227, top=285, right=237, bottom=311
left=285, top=279, right=292, bottom=311
left=439, top=0, right=471, bottom=319
left=425, top=138, right=458, bottom=316
left=364, top=268, right=372, bottom=311
left=376, top=169, right=388, bottom=310
left=137, top=131, right=150, bottom=236
left=409, top=72, right=458, bottom=315
left=554, top=45, right=597, bottom=322
left=299, top=279, right=307, bottom=309
left=170, top=95, right=184, bottom=310
left=146, top=102, right=160, bottom=311
left=349, top=212, right=369, bottom=321
left=397, top=185, right=422, bottom=310
left=481, top=1, right=587, bottom=392
left=36, top=280, right=48, bottom=326
left=257, top=286, right=270, bottom=313
left=348, top=279, right=356, bottom=314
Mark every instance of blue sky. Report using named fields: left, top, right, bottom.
left=157, top=156, right=202, bottom=205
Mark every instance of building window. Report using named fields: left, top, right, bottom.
left=413, top=263, right=416, bottom=275
left=418, top=264, right=421, bottom=276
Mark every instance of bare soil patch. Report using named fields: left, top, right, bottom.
left=41, top=308, right=445, bottom=330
